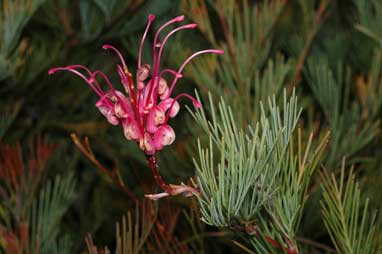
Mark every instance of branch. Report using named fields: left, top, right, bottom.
left=296, top=236, right=336, bottom=253
left=70, top=133, right=138, bottom=202
left=144, top=154, right=200, bottom=200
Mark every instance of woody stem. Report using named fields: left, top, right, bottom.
left=146, top=154, right=173, bottom=194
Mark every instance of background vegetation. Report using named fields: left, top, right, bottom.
left=0, top=0, right=381, bottom=253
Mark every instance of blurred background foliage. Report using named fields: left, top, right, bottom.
left=0, top=0, right=381, bottom=253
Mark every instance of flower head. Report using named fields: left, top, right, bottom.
left=49, top=14, right=224, bottom=155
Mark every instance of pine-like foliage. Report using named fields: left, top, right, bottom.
left=321, top=161, right=381, bottom=254
left=0, top=138, right=76, bottom=254
left=181, top=0, right=291, bottom=125
left=305, top=56, right=381, bottom=166
left=354, top=0, right=382, bottom=44
left=0, top=0, right=46, bottom=80
left=1, top=0, right=382, bottom=253
left=192, top=91, right=328, bottom=253
left=29, top=173, right=76, bottom=254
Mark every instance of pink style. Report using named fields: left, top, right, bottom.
left=49, top=14, right=223, bottom=156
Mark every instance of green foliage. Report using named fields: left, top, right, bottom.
left=183, top=0, right=290, bottom=125
left=192, top=91, right=300, bottom=226
left=0, top=102, right=21, bottom=140
left=1, top=0, right=382, bottom=253
left=114, top=201, right=156, bottom=254
left=29, top=173, right=76, bottom=254
left=0, top=0, right=47, bottom=80
left=192, top=91, right=328, bottom=253
left=0, top=138, right=76, bottom=254
left=354, top=0, right=382, bottom=44
left=305, top=55, right=381, bottom=167
left=320, top=162, right=382, bottom=254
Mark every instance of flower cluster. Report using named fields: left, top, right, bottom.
left=49, top=14, right=223, bottom=155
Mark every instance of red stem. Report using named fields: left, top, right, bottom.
left=146, top=154, right=173, bottom=194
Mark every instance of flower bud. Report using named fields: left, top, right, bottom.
left=123, top=119, right=142, bottom=141
left=158, top=98, right=180, bottom=118
left=137, top=64, right=150, bottom=82
left=96, top=95, right=120, bottom=125
left=154, top=125, right=175, bottom=150
left=158, top=78, right=168, bottom=95
left=113, top=91, right=134, bottom=118
left=108, top=115, right=119, bottom=125
left=147, top=107, right=165, bottom=133
left=97, top=106, right=119, bottom=125
left=159, top=87, right=169, bottom=100
left=140, top=133, right=155, bottom=154
left=114, top=103, right=127, bottom=118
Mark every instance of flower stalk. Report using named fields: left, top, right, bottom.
left=145, top=154, right=200, bottom=200
left=146, top=154, right=172, bottom=193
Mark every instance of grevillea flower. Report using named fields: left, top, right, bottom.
left=49, top=14, right=223, bottom=155
left=49, top=14, right=223, bottom=200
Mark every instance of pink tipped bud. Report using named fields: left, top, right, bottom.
left=184, top=23, right=197, bottom=29
left=140, top=133, right=155, bottom=155
left=114, top=103, right=127, bottom=118
left=97, top=106, right=119, bottom=125
left=154, top=125, right=175, bottom=150
left=116, top=91, right=134, bottom=116
left=123, top=119, right=142, bottom=141
left=158, top=78, right=168, bottom=95
left=213, top=49, right=224, bottom=54
left=148, top=14, right=155, bottom=21
left=158, top=98, right=180, bottom=117
left=175, top=15, right=185, bottom=22
left=96, top=94, right=115, bottom=117
left=107, top=115, right=119, bottom=125
left=193, top=100, right=202, bottom=108
left=159, top=87, right=169, bottom=100
left=169, top=102, right=180, bottom=117
left=153, top=108, right=165, bottom=125
left=147, top=107, right=165, bottom=133
left=137, top=64, right=151, bottom=82
left=48, top=68, right=57, bottom=75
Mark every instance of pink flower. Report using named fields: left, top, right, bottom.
left=48, top=14, right=224, bottom=155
